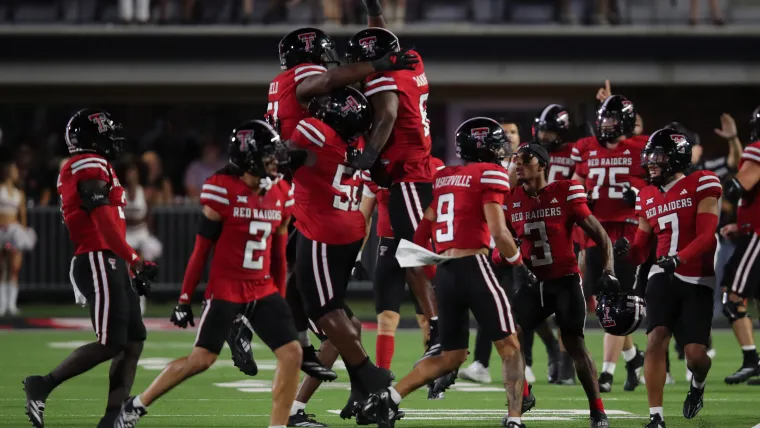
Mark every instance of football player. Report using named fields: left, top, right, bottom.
left=572, top=94, right=647, bottom=393
left=113, top=121, right=300, bottom=428
left=615, top=128, right=722, bottom=427
left=363, top=117, right=533, bottom=428
left=498, top=143, right=614, bottom=428
left=23, top=109, right=157, bottom=428
left=721, top=106, right=760, bottom=385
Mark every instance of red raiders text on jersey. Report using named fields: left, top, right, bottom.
left=267, top=63, right=326, bottom=139
left=290, top=118, right=366, bottom=244
left=199, top=174, right=287, bottom=302
left=737, top=142, right=760, bottom=234
left=362, top=50, right=433, bottom=183
left=431, top=163, right=510, bottom=253
left=57, top=154, right=128, bottom=255
left=505, top=181, right=590, bottom=281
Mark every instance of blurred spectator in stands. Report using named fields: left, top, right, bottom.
left=690, top=0, right=725, bottom=25
left=120, top=0, right=150, bottom=24
left=184, top=141, right=226, bottom=199
left=634, top=114, right=644, bottom=136
left=500, top=121, right=522, bottom=154
left=323, top=0, right=343, bottom=25
left=141, top=151, right=173, bottom=205
left=383, top=0, right=406, bottom=25
left=0, top=162, right=36, bottom=317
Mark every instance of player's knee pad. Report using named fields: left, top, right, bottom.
left=722, top=293, right=748, bottom=323
left=377, top=310, right=400, bottom=336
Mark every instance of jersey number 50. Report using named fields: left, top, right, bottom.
left=332, top=164, right=360, bottom=212
left=243, top=221, right=272, bottom=270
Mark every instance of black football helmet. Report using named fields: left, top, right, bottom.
left=641, top=128, right=693, bottom=186
left=64, top=108, right=126, bottom=160
left=750, top=105, right=760, bottom=142
left=308, top=87, right=372, bottom=142
left=595, top=95, right=636, bottom=144
left=345, top=27, right=400, bottom=63
left=278, top=27, right=340, bottom=70
left=532, top=104, right=571, bottom=151
left=228, top=120, right=285, bottom=178
left=596, top=292, right=646, bottom=336
left=455, top=117, right=508, bottom=164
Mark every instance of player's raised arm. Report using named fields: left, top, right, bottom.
left=484, top=203, right=521, bottom=265
left=363, top=0, right=387, bottom=28
left=352, top=91, right=399, bottom=170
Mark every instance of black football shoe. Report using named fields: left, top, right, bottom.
left=682, top=383, right=705, bottom=419
left=113, top=396, right=147, bottom=428
left=724, top=363, right=760, bottom=384
left=428, top=369, right=457, bottom=399
left=96, top=409, right=119, bottom=428
left=23, top=376, right=51, bottom=428
left=623, top=347, right=645, bottom=391
left=645, top=414, right=666, bottom=428
left=226, top=315, right=258, bottom=377
left=339, top=388, right=374, bottom=425
left=598, top=372, right=613, bottom=393
left=522, top=384, right=536, bottom=414
left=364, top=389, right=404, bottom=428
left=301, top=345, right=338, bottom=382
left=589, top=410, right=609, bottom=428
left=547, top=349, right=560, bottom=383
left=500, top=417, right=527, bottom=428
left=287, top=409, right=329, bottom=427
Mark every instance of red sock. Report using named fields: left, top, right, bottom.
left=376, top=334, right=395, bottom=370
left=523, top=380, right=530, bottom=397
left=590, top=398, right=605, bottom=412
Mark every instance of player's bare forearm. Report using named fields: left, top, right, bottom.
left=363, top=0, right=387, bottom=27
left=579, top=215, right=614, bottom=273
left=727, top=136, right=743, bottom=169
left=358, top=92, right=399, bottom=168
left=296, top=63, right=376, bottom=104
left=485, top=202, right=520, bottom=261
left=736, top=161, right=760, bottom=191
left=571, top=173, right=585, bottom=186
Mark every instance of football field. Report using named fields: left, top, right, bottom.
left=1, top=328, right=759, bottom=428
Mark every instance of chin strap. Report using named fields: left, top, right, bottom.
left=259, top=176, right=274, bottom=191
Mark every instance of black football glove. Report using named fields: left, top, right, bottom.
left=371, top=48, right=419, bottom=73
left=514, top=264, right=539, bottom=288
left=613, top=237, right=630, bottom=257
left=131, top=260, right=157, bottom=296
left=170, top=303, right=195, bottom=328
left=351, top=260, right=369, bottom=281
left=657, top=255, right=681, bottom=274
left=597, top=270, right=621, bottom=294
left=622, top=185, right=637, bottom=208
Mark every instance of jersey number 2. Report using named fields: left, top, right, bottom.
left=524, top=221, right=553, bottom=266
left=243, top=221, right=273, bottom=270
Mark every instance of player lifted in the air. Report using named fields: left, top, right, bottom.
left=615, top=128, right=722, bottom=428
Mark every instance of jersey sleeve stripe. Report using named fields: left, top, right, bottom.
left=635, top=205, right=642, bottom=210
left=366, top=76, right=396, bottom=87
left=294, top=65, right=327, bottom=74
left=744, top=146, right=760, bottom=155
left=568, top=185, right=585, bottom=192
left=294, top=71, right=324, bottom=82
left=200, top=192, right=229, bottom=205
left=299, top=120, right=326, bottom=141
left=696, top=182, right=722, bottom=192
left=296, top=124, right=325, bottom=147
left=480, top=178, right=510, bottom=188
left=71, top=157, right=107, bottom=168
left=570, top=154, right=582, bottom=162
left=741, top=152, right=760, bottom=163
left=284, top=199, right=295, bottom=207
left=567, top=193, right=586, bottom=201
left=482, top=170, right=510, bottom=180
left=202, top=183, right=228, bottom=195
left=698, top=175, right=720, bottom=183
left=364, top=85, right=399, bottom=97
left=571, top=147, right=580, bottom=154
left=71, top=163, right=109, bottom=175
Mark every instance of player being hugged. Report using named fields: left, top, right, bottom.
left=615, top=128, right=722, bottom=428
left=23, top=109, right=156, bottom=428
left=498, top=143, right=614, bottom=428
left=113, top=121, right=302, bottom=428
left=364, top=117, right=534, bottom=428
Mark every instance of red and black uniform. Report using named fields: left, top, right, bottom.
left=505, top=180, right=592, bottom=337
left=58, top=153, right=146, bottom=347
left=181, top=173, right=296, bottom=354
left=267, top=63, right=326, bottom=140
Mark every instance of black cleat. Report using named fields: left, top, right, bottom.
left=683, top=384, right=704, bottom=419
left=301, top=345, right=338, bottom=382
left=287, top=409, right=329, bottom=427
left=23, top=376, right=50, bottom=428
left=547, top=349, right=559, bottom=383
left=521, top=385, right=536, bottom=414
left=747, top=376, right=760, bottom=385
left=364, top=389, right=404, bottom=428
left=589, top=410, right=609, bottom=428
left=623, top=347, right=644, bottom=391
left=339, top=389, right=373, bottom=425
left=226, top=315, right=258, bottom=377
left=96, top=410, right=119, bottom=428
left=556, top=352, right=576, bottom=385
left=428, top=370, right=457, bottom=399
left=645, top=414, right=666, bottom=428
left=724, top=363, right=760, bottom=384
left=598, top=372, right=613, bottom=393
left=114, top=396, right=147, bottom=428
left=500, top=417, right=527, bottom=428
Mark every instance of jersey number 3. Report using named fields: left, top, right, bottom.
left=524, top=221, right=553, bottom=266
left=243, top=221, right=273, bottom=270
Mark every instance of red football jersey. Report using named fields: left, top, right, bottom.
left=737, top=141, right=760, bottom=234
left=547, top=141, right=577, bottom=183
left=636, top=171, right=722, bottom=286
left=274, top=176, right=295, bottom=220
left=505, top=180, right=590, bottom=281
left=362, top=50, right=433, bottom=183
left=290, top=118, right=365, bottom=244
left=267, top=63, right=326, bottom=140
left=431, top=163, right=510, bottom=253
left=360, top=171, right=393, bottom=238
left=199, top=173, right=287, bottom=302
left=57, top=154, right=129, bottom=256
left=574, top=135, right=648, bottom=243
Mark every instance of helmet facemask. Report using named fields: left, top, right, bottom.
left=641, top=147, right=672, bottom=186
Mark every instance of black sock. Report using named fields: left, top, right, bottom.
left=428, top=318, right=439, bottom=343
left=345, top=359, right=367, bottom=398
left=49, top=342, right=120, bottom=386
left=43, top=374, right=61, bottom=389
left=473, top=327, right=492, bottom=368
left=743, top=349, right=759, bottom=367
left=521, top=329, right=535, bottom=367
left=354, top=357, right=388, bottom=393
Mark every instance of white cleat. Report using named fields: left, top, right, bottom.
left=459, top=361, right=492, bottom=384
left=525, top=366, right=536, bottom=383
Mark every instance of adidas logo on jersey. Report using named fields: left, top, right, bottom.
left=680, top=189, right=688, bottom=195
left=623, top=149, right=631, bottom=155
left=237, top=195, right=248, bottom=203
left=276, top=200, right=281, bottom=207
left=551, top=198, right=558, bottom=204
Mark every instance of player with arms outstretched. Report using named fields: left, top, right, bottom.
left=23, top=109, right=157, bottom=428
left=614, top=128, right=721, bottom=427
left=114, top=121, right=302, bottom=428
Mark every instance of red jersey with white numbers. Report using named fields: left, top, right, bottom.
left=362, top=50, right=433, bottom=183
left=431, top=163, right=510, bottom=253
left=505, top=181, right=590, bottom=281
left=57, top=154, right=129, bottom=256
left=199, top=173, right=288, bottom=302
left=547, top=141, right=577, bottom=183
left=290, top=118, right=365, bottom=244
left=267, top=63, right=326, bottom=140
left=737, top=141, right=760, bottom=234
left=636, top=171, right=722, bottom=286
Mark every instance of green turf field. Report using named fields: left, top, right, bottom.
left=1, top=328, right=759, bottom=427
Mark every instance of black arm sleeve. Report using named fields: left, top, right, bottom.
left=77, top=179, right=111, bottom=212
left=725, top=177, right=749, bottom=205
left=197, top=215, right=223, bottom=241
